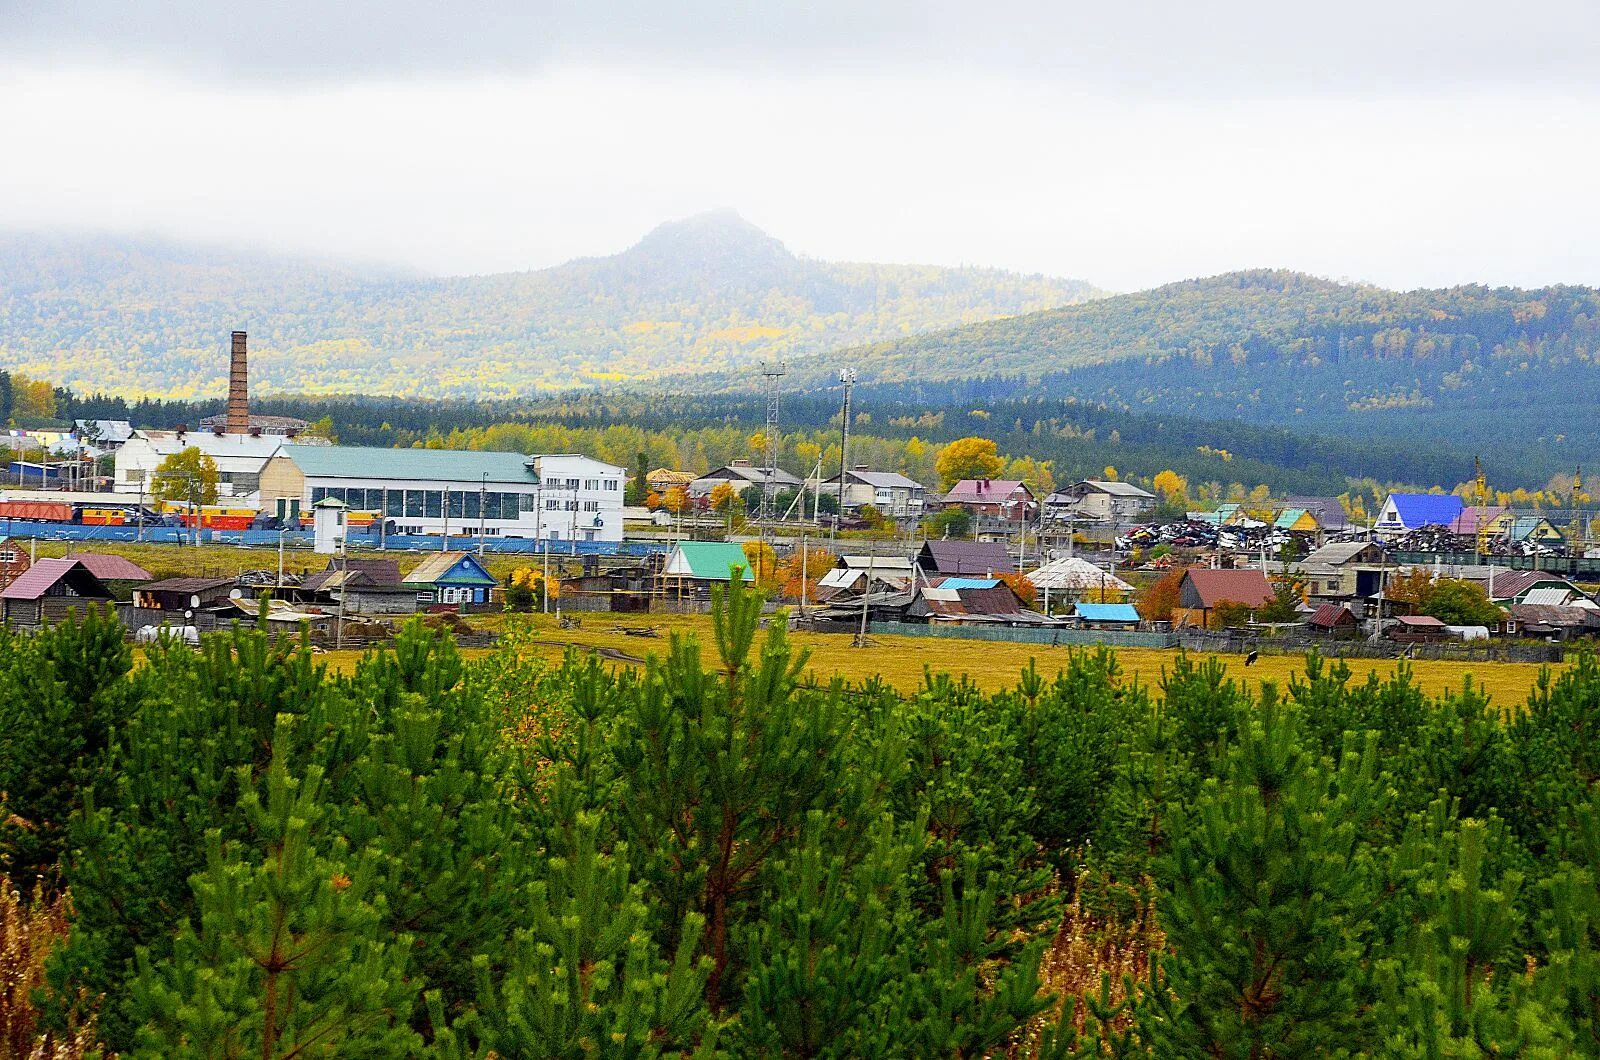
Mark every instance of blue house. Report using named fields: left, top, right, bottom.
left=1375, top=493, right=1465, bottom=537
left=1072, top=602, right=1142, bottom=630
left=402, top=551, right=498, bottom=606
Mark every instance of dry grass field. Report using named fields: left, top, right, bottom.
left=318, top=611, right=1566, bottom=709
left=55, top=541, right=1566, bottom=707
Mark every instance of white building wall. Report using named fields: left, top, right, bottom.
left=294, top=455, right=626, bottom=543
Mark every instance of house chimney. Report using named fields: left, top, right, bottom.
left=226, top=330, right=249, bottom=434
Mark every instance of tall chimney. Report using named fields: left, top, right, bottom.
left=226, top=330, right=249, bottom=434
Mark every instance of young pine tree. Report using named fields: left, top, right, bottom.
left=131, top=720, right=419, bottom=1058
left=1143, top=688, right=1389, bottom=1057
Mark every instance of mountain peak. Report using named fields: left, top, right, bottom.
left=627, top=210, right=795, bottom=269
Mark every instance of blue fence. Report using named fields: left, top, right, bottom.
left=0, top=521, right=672, bottom=557
left=868, top=621, right=1178, bottom=649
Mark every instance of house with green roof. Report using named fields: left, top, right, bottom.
left=260, top=445, right=626, bottom=542
left=661, top=542, right=755, bottom=598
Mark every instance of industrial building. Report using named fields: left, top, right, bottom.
left=259, top=446, right=627, bottom=542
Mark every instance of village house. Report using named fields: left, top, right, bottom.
left=645, top=468, right=696, bottom=494
left=402, top=552, right=499, bottom=607
left=689, top=460, right=803, bottom=501
left=0, top=559, right=113, bottom=627
left=0, top=538, right=30, bottom=592
left=1291, top=541, right=1388, bottom=607
left=1044, top=480, right=1156, bottom=525
left=660, top=542, right=756, bottom=599
left=819, top=467, right=928, bottom=519
left=1027, top=556, right=1134, bottom=609
left=1172, top=568, right=1275, bottom=629
left=1283, top=496, right=1352, bottom=534
left=1374, top=493, right=1466, bottom=538
left=941, top=479, right=1035, bottom=521
left=299, top=558, right=416, bottom=615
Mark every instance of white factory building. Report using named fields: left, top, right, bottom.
left=259, top=445, right=627, bottom=542
left=112, top=429, right=305, bottom=499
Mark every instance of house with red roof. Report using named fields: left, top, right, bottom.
left=0, top=558, right=113, bottom=627
left=1173, top=568, right=1275, bottom=629
left=940, top=479, right=1034, bottom=520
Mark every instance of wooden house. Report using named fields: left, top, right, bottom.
left=0, top=558, right=113, bottom=627
left=402, top=551, right=498, bottom=606
left=1172, top=569, right=1275, bottom=629
left=0, top=538, right=30, bottom=592
left=133, top=576, right=237, bottom=612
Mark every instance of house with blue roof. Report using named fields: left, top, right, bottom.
left=1375, top=493, right=1465, bottom=538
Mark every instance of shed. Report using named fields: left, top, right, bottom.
left=1307, top=603, right=1358, bottom=634
left=1072, top=603, right=1141, bottom=629
left=661, top=542, right=756, bottom=599
left=1386, top=614, right=1449, bottom=642
left=402, top=551, right=498, bottom=605
left=0, top=558, right=113, bottom=627
left=134, top=576, right=237, bottom=612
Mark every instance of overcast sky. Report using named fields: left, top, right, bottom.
left=3, top=1, right=1599, bottom=291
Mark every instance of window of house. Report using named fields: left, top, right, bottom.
left=0, top=551, right=15, bottom=563
left=582, top=500, right=600, bottom=512
left=565, top=500, right=579, bottom=511
left=604, top=480, right=618, bottom=490
left=545, top=499, right=559, bottom=510
left=584, top=478, right=599, bottom=491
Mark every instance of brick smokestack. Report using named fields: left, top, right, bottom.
left=226, top=330, right=249, bottom=434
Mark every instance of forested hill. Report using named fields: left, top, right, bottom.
left=0, top=213, right=1097, bottom=399
left=783, top=270, right=1600, bottom=464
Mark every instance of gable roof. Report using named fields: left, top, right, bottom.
left=1508, top=516, right=1562, bottom=542
left=280, top=445, right=541, bottom=485
left=1450, top=506, right=1508, bottom=535
left=663, top=542, right=756, bottom=581
left=917, top=540, right=1016, bottom=575
left=1489, top=569, right=1580, bottom=602
left=1303, top=542, right=1383, bottom=567
left=1394, top=614, right=1447, bottom=628
left=696, top=464, right=803, bottom=487
left=1308, top=603, right=1357, bottom=628
left=824, top=468, right=925, bottom=490
left=943, top=479, right=1031, bottom=503
left=1510, top=603, right=1600, bottom=629
left=1, top=558, right=111, bottom=601
left=1381, top=493, right=1465, bottom=529
left=1074, top=602, right=1140, bottom=623
left=1065, top=480, right=1156, bottom=499
left=70, top=552, right=153, bottom=581
left=1274, top=507, right=1313, bottom=530
left=1284, top=496, right=1350, bottom=529
left=402, top=551, right=497, bottom=587
left=303, top=559, right=403, bottom=593
left=1183, top=568, right=1275, bottom=609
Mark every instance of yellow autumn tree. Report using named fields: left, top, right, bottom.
left=1151, top=469, right=1188, bottom=502
left=935, top=437, right=1005, bottom=491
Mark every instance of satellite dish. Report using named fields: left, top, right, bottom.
left=229, top=588, right=243, bottom=600
left=190, top=594, right=202, bottom=609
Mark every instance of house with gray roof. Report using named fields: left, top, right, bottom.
left=819, top=467, right=928, bottom=518
left=1044, top=480, right=1156, bottom=525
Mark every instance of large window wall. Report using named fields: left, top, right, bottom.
left=309, top=484, right=531, bottom=522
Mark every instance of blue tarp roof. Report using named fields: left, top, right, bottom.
left=1384, top=493, right=1464, bottom=529
left=1074, top=603, right=1141, bottom=623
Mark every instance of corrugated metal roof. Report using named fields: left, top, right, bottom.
left=662, top=543, right=756, bottom=581
left=403, top=551, right=497, bottom=586
left=72, top=552, right=154, bottom=581
left=1074, top=603, right=1140, bottom=623
left=1, top=559, right=107, bottom=600
left=1308, top=603, right=1356, bottom=628
left=1184, top=569, right=1275, bottom=608
left=1381, top=493, right=1465, bottom=529
left=137, top=577, right=235, bottom=593
left=1285, top=496, right=1350, bottom=529
left=943, top=479, right=1029, bottom=502
left=918, top=540, right=1016, bottom=575
left=281, top=445, right=540, bottom=484
left=1520, top=587, right=1577, bottom=607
